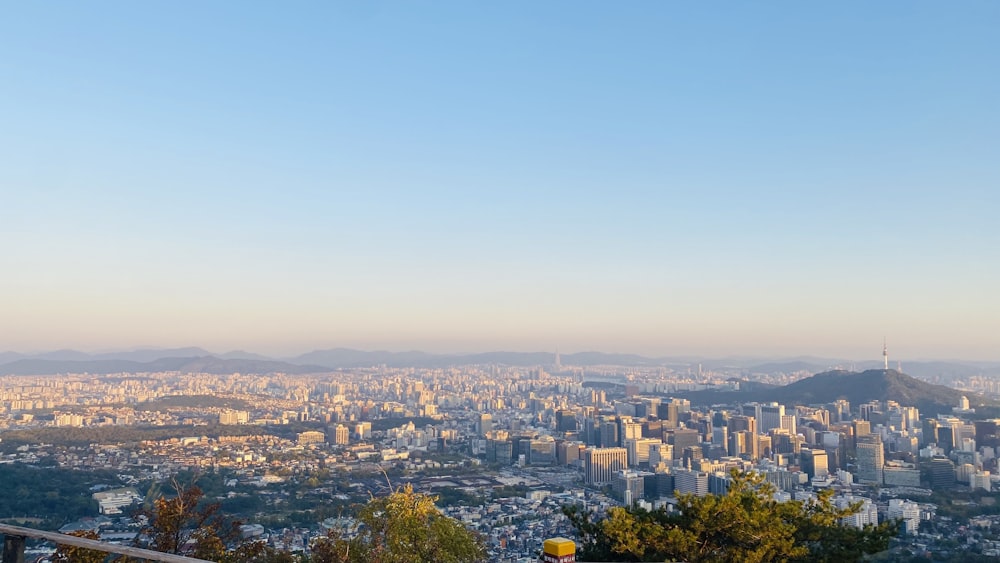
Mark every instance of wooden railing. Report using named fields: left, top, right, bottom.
left=0, top=523, right=210, bottom=563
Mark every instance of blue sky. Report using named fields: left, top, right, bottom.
left=2, top=2, right=998, bottom=359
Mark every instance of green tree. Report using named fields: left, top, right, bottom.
left=312, top=484, right=486, bottom=563
left=564, top=469, right=899, bottom=563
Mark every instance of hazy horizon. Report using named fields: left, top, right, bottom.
left=2, top=342, right=997, bottom=366
left=3, top=3, right=998, bottom=361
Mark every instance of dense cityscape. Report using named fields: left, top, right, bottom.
left=5, top=2, right=998, bottom=562
left=3, top=352, right=1000, bottom=561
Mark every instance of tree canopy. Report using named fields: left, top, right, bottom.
left=52, top=530, right=107, bottom=563
left=564, top=470, right=899, bottom=563
left=312, top=484, right=486, bottom=563
left=138, top=480, right=269, bottom=563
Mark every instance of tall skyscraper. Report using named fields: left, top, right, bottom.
left=759, top=403, right=785, bottom=433
left=584, top=447, right=628, bottom=486
left=780, top=414, right=797, bottom=435
left=600, top=418, right=619, bottom=448
left=478, top=413, right=493, bottom=437
left=856, top=435, right=885, bottom=484
left=621, top=420, right=643, bottom=443
left=713, top=426, right=729, bottom=456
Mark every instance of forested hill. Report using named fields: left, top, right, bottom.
left=678, top=369, right=994, bottom=415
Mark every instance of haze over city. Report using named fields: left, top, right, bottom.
left=3, top=3, right=998, bottom=360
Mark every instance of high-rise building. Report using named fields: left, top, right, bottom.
left=928, top=456, right=956, bottom=488
left=971, top=471, right=992, bottom=492
left=673, top=469, right=709, bottom=496
left=758, top=434, right=772, bottom=459
left=801, top=448, right=829, bottom=479
left=557, top=441, right=585, bottom=466
left=713, top=427, right=729, bottom=456
left=856, top=435, right=884, bottom=484
left=334, top=424, right=350, bottom=445
left=488, top=439, right=513, bottom=464
left=556, top=410, right=577, bottom=432
left=657, top=402, right=679, bottom=429
left=681, top=445, right=704, bottom=469
left=612, top=470, right=646, bottom=504
left=888, top=499, right=921, bottom=535
left=859, top=401, right=881, bottom=421
left=648, top=443, right=673, bottom=467
left=583, top=418, right=600, bottom=446
left=667, top=427, right=701, bottom=453
left=644, top=472, right=674, bottom=500
left=759, top=403, right=785, bottom=433
left=771, top=429, right=793, bottom=455
left=729, top=430, right=759, bottom=460
left=936, top=418, right=961, bottom=454
left=621, top=420, right=643, bottom=444
left=584, top=447, right=628, bottom=486
left=976, top=419, right=1000, bottom=449
left=643, top=419, right=663, bottom=439
left=831, top=399, right=851, bottom=423
left=780, top=414, right=797, bottom=435
left=600, top=419, right=619, bottom=448
left=729, top=415, right=757, bottom=435
left=478, top=413, right=493, bottom=437
left=354, top=421, right=372, bottom=440
left=852, top=419, right=871, bottom=438
left=529, top=437, right=556, bottom=465
left=625, top=437, right=663, bottom=467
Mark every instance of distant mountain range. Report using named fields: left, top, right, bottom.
left=1, top=347, right=999, bottom=379
left=0, top=356, right=329, bottom=376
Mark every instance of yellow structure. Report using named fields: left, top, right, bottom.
left=542, top=537, right=576, bottom=563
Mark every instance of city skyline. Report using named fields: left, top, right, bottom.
left=3, top=3, right=998, bottom=360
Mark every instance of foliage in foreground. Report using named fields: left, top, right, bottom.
left=52, top=530, right=106, bottom=563
left=564, top=469, right=900, bottom=563
left=137, top=480, right=272, bottom=562
left=311, top=484, right=487, bottom=563
left=50, top=479, right=481, bottom=563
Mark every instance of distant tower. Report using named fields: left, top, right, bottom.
left=883, top=338, right=889, bottom=370
left=554, top=347, right=562, bottom=372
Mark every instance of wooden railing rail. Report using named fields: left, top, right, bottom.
left=0, top=523, right=210, bottom=563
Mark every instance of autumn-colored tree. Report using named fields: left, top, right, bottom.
left=311, top=484, right=486, bottom=563
left=52, top=530, right=107, bottom=563
left=139, top=479, right=267, bottom=563
left=564, top=469, right=899, bottom=563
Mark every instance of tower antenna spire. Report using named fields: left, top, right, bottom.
left=883, top=337, right=889, bottom=370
